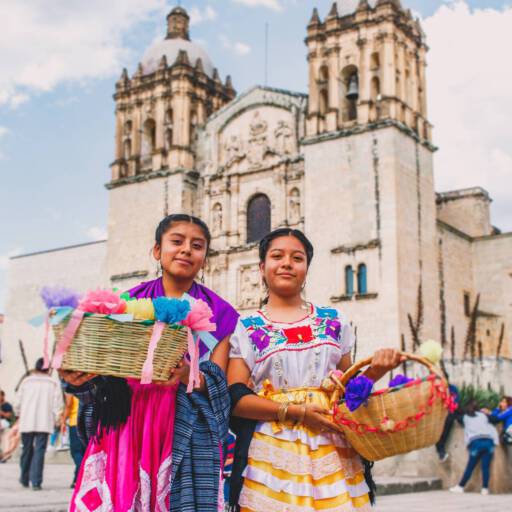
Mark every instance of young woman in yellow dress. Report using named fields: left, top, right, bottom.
left=228, top=228, right=402, bottom=511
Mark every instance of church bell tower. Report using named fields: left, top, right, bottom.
left=303, top=0, right=439, bottom=355
left=106, top=6, right=235, bottom=290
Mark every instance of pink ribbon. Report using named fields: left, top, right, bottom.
left=181, top=300, right=216, bottom=394
left=42, top=314, right=50, bottom=369
left=140, top=321, right=165, bottom=384
left=185, top=328, right=200, bottom=393
left=52, top=309, right=85, bottom=369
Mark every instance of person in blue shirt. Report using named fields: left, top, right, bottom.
left=487, top=396, right=512, bottom=449
left=435, top=383, right=460, bottom=462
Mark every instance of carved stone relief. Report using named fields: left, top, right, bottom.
left=247, top=112, right=269, bottom=166
left=238, top=264, right=261, bottom=309
left=212, top=202, right=223, bottom=236
left=275, top=121, right=294, bottom=155
left=288, top=188, right=301, bottom=225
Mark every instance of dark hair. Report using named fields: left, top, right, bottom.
left=155, top=214, right=211, bottom=252
left=502, top=396, right=512, bottom=407
left=259, top=228, right=314, bottom=267
left=35, top=357, right=49, bottom=373
left=465, top=399, right=478, bottom=417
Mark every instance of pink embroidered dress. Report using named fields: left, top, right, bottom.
left=69, top=279, right=237, bottom=512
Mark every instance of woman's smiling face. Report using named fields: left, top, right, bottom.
left=260, top=235, right=308, bottom=297
left=153, top=221, right=208, bottom=281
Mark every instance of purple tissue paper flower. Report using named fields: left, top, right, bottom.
left=40, top=286, right=81, bottom=309
left=345, top=375, right=374, bottom=412
left=389, top=374, right=414, bottom=388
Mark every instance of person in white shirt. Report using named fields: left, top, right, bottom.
left=449, top=400, right=499, bottom=496
left=15, top=358, right=63, bottom=490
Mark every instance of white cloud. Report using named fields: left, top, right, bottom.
left=0, top=247, right=24, bottom=270
left=424, top=1, right=512, bottom=231
left=232, top=0, right=283, bottom=11
left=190, top=5, right=217, bottom=25
left=0, top=126, right=8, bottom=160
left=0, top=0, right=168, bottom=108
left=219, top=35, right=252, bottom=56
left=86, top=226, right=108, bottom=241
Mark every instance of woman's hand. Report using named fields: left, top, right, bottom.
left=159, top=360, right=190, bottom=387
left=289, top=404, right=341, bottom=433
left=365, top=349, right=404, bottom=382
left=58, top=370, right=97, bottom=387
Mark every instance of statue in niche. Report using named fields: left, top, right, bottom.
left=275, top=121, right=294, bottom=155
left=288, top=188, right=301, bottom=225
left=224, top=135, right=244, bottom=167
left=212, top=203, right=223, bottom=236
left=239, top=265, right=261, bottom=309
left=247, top=111, right=268, bottom=166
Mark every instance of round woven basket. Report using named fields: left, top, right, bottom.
left=333, top=352, right=452, bottom=462
left=53, top=315, right=188, bottom=381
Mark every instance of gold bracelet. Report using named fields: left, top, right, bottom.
left=298, top=405, right=307, bottom=424
left=277, top=402, right=289, bottom=423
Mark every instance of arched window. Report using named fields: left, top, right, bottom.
left=190, top=108, right=198, bottom=142
left=345, top=266, right=354, bottom=297
left=370, top=77, right=380, bottom=102
left=142, top=118, right=156, bottom=155
left=318, top=65, right=329, bottom=116
left=247, top=194, right=271, bottom=243
left=357, top=264, right=368, bottom=295
left=123, top=138, right=131, bottom=160
left=370, top=52, right=380, bottom=71
left=165, top=127, right=173, bottom=150
left=341, top=65, right=359, bottom=123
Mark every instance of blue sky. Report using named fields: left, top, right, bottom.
left=1, top=0, right=511, bottom=310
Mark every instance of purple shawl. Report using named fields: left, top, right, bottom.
left=128, top=278, right=239, bottom=350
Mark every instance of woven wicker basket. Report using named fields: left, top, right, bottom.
left=333, top=352, right=451, bottom=462
left=53, top=315, right=188, bottom=381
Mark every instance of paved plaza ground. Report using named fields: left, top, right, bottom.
left=0, top=462, right=510, bottom=511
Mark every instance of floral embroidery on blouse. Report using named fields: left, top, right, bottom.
left=242, top=306, right=344, bottom=363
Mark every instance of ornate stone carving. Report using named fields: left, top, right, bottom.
left=288, top=188, right=301, bottom=225
left=247, top=111, right=269, bottom=166
left=238, top=264, right=261, bottom=309
left=224, top=135, right=245, bottom=168
left=212, top=202, right=223, bottom=236
left=275, top=121, right=294, bottom=155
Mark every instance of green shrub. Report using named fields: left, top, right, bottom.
left=458, top=384, right=500, bottom=411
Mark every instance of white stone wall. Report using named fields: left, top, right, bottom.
left=106, top=171, right=192, bottom=290
left=0, top=242, right=107, bottom=398
left=437, top=223, right=475, bottom=358
left=473, top=233, right=512, bottom=357
left=437, top=189, right=492, bottom=238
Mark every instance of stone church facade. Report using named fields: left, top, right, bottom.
left=2, top=1, right=511, bottom=398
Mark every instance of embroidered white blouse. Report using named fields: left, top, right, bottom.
left=229, top=304, right=354, bottom=391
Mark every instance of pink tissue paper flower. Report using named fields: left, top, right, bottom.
left=181, top=299, right=215, bottom=332
left=79, top=289, right=127, bottom=315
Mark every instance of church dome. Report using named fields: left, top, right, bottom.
left=141, top=38, right=215, bottom=77
left=336, top=0, right=377, bottom=17
left=141, top=6, right=215, bottom=77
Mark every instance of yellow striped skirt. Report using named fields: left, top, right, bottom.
left=239, top=387, right=371, bottom=512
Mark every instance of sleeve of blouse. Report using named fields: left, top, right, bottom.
left=229, top=319, right=257, bottom=371
left=338, top=311, right=355, bottom=356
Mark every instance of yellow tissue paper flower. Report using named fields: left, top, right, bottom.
left=126, top=298, right=155, bottom=320
left=419, top=339, right=443, bottom=365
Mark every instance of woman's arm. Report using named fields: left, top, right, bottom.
left=227, top=358, right=339, bottom=432
left=337, top=349, right=403, bottom=382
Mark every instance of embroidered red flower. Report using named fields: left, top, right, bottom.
left=284, top=325, right=314, bottom=344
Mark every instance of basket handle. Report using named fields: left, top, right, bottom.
left=339, top=351, right=444, bottom=394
